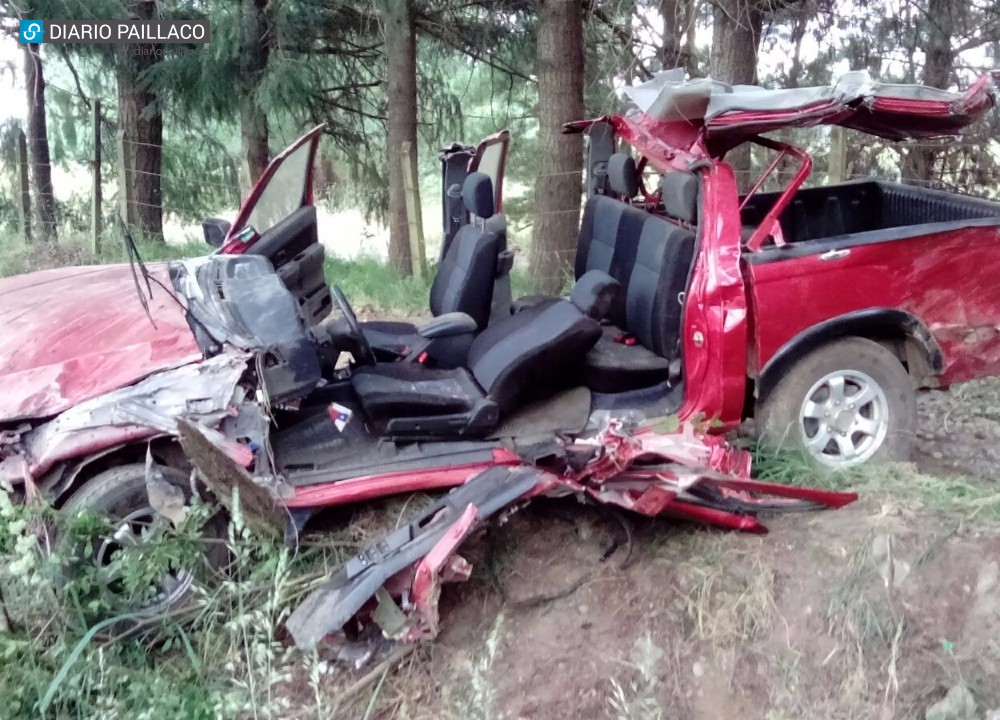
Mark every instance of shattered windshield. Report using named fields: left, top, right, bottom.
left=244, top=141, right=311, bottom=235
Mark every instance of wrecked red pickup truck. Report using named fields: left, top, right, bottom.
left=0, top=70, right=996, bottom=627
left=565, top=68, right=1000, bottom=468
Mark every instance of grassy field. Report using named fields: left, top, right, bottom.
left=0, top=235, right=535, bottom=315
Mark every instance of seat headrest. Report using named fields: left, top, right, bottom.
left=463, top=172, right=494, bottom=218
left=607, top=153, right=638, bottom=199
left=661, top=172, right=699, bottom=224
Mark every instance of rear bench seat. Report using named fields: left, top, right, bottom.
left=514, top=155, right=699, bottom=394
left=583, top=167, right=697, bottom=393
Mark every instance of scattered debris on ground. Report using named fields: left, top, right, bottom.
left=269, top=380, right=1000, bottom=720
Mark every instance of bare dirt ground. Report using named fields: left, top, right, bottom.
left=314, top=380, right=1000, bottom=720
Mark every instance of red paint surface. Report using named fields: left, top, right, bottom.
left=748, top=226, right=1000, bottom=386
left=673, top=161, right=748, bottom=428
left=0, top=263, right=200, bottom=422
left=284, top=448, right=523, bottom=509
left=407, top=503, right=478, bottom=640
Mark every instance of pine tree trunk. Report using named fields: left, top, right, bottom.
left=382, top=0, right=417, bottom=275
left=241, top=0, right=272, bottom=185
left=23, top=45, right=57, bottom=243
left=529, top=0, right=584, bottom=295
left=117, top=0, right=163, bottom=240
left=785, top=7, right=810, bottom=88
left=710, top=0, right=763, bottom=191
left=901, top=0, right=953, bottom=184
left=660, top=0, right=693, bottom=73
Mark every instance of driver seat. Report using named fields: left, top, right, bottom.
left=351, top=281, right=607, bottom=438
left=362, top=172, right=504, bottom=357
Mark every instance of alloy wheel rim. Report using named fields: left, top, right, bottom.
left=798, top=369, right=889, bottom=468
left=93, top=506, right=195, bottom=615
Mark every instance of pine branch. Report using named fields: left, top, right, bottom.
left=56, top=46, right=92, bottom=109
left=414, top=14, right=535, bottom=83
left=581, top=0, right=655, bottom=80
left=321, top=81, right=383, bottom=93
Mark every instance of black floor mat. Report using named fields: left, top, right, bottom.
left=489, top=386, right=591, bottom=440
left=272, top=409, right=376, bottom=473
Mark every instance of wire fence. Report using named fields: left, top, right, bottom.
left=4, top=115, right=1000, bottom=292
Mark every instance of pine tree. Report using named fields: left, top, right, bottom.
left=529, top=0, right=585, bottom=294
left=22, top=44, right=57, bottom=242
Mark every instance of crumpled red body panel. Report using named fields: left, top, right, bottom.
left=300, top=420, right=856, bottom=646
left=0, top=263, right=201, bottom=422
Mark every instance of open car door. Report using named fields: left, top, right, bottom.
left=220, top=125, right=331, bottom=327
left=439, top=131, right=510, bottom=260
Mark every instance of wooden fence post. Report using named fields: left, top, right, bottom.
left=116, top=127, right=135, bottom=228
left=91, top=99, right=102, bottom=254
left=15, top=127, right=31, bottom=244
left=401, top=141, right=426, bottom=279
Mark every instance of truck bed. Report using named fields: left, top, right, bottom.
left=744, top=179, right=1000, bottom=387
left=742, top=180, right=1000, bottom=249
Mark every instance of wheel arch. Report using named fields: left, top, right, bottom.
left=38, top=436, right=191, bottom=508
left=754, top=308, right=944, bottom=408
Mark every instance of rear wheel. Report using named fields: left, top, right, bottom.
left=756, top=337, right=917, bottom=470
left=60, top=463, right=227, bottom=632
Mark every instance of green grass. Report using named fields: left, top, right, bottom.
left=324, top=255, right=433, bottom=313
left=0, top=491, right=362, bottom=719
left=752, top=444, right=1000, bottom=523
left=0, top=233, right=539, bottom=314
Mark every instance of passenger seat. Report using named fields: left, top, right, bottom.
left=362, top=172, right=504, bottom=356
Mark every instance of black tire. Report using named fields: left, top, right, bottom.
left=60, top=463, right=227, bottom=632
left=756, top=337, right=917, bottom=469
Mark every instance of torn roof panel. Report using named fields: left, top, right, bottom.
left=604, top=69, right=998, bottom=159
left=0, top=263, right=202, bottom=422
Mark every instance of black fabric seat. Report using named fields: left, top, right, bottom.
left=583, top=212, right=696, bottom=393
left=659, top=171, right=699, bottom=227
left=578, top=168, right=699, bottom=393
left=362, top=172, right=503, bottom=355
left=512, top=152, right=643, bottom=315
left=583, top=325, right=673, bottom=391
left=352, top=295, right=603, bottom=438
left=513, top=156, right=700, bottom=394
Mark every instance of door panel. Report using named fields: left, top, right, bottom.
left=439, top=131, right=511, bottom=261
left=220, top=125, right=331, bottom=327
left=469, top=130, right=510, bottom=214
left=246, top=206, right=331, bottom=326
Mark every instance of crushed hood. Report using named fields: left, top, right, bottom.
left=0, top=263, right=202, bottom=423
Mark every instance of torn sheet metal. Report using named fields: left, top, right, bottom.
left=286, top=466, right=541, bottom=650
left=17, top=353, right=248, bottom=480
left=175, top=417, right=291, bottom=536
left=567, top=71, right=998, bottom=167
left=0, top=263, right=203, bottom=422
left=622, top=68, right=997, bottom=141
left=287, top=420, right=857, bottom=649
